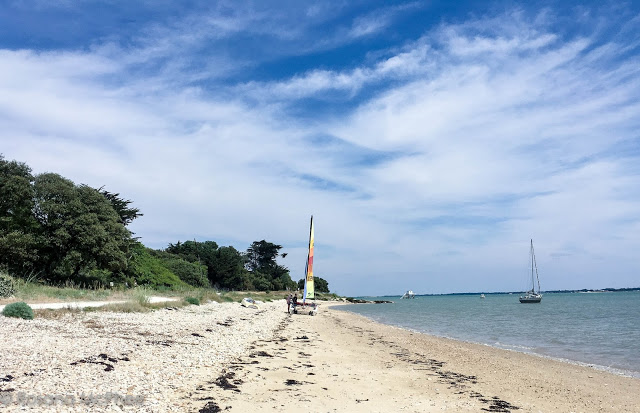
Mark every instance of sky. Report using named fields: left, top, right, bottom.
left=1, top=0, right=639, bottom=296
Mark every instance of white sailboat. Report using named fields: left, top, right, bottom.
left=519, top=239, right=542, bottom=304
left=401, top=290, right=415, bottom=299
left=291, top=215, right=318, bottom=315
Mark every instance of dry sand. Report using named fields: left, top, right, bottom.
left=0, top=296, right=178, bottom=311
left=188, top=302, right=640, bottom=413
left=1, top=300, right=638, bottom=412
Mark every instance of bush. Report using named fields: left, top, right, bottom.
left=128, top=245, right=186, bottom=289
left=2, top=301, right=34, bottom=319
left=73, top=268, right=111, bottom=288
left=161, top=258, right=209, bottom=288
left=184, top=296, right=200, bottom=305
left=0, top=272, right=17, bottom=298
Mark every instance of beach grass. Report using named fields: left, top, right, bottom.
left=5, top=278, right=116, bottom=302
left=2, top=278, right=344, bottom=315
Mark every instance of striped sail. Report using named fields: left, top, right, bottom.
left=303, top=215, right=314, bottom=302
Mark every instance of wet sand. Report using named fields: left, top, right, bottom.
left=185, top=303, right=640, bottom=413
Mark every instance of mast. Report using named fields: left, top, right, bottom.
left=533, top=240, right=540, bottom=294
left=302, top=215, right=315, bottom=303
left=530, top=239, right=534, bottom=292
left=530, top=239, right=541, bottom=294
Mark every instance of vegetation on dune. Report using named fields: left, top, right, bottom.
left=0, top=272, right=17, bottom=297
left=8, top=288, right=343, bottom=318
left=3, top=278, right=115, bottom=302
left=0, top=154, right=331, bottom=297
left=127, top=244, right=186, bottom=289
left=2, top=301, right=34, bottom=319
left=184, top=296, right=200, bottom=305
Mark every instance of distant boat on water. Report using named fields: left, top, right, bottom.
left=401, top=290, right=415, bottom=299
left=480, top=294, right=485, bottom=299
left=520, top=239, right=542, bottom=304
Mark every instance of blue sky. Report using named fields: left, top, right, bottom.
left=1, top=1, right=639, bottom=296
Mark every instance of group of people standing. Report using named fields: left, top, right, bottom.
left=286, top=293, right=298, bottom=313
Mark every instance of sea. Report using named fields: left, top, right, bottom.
left=335, top=291, right=640, bottom=378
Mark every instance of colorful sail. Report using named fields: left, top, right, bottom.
left=303, top=215, right=314, bottom=302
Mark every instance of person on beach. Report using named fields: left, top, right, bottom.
left=286, top=294, right=292, bottom=313
left=292, top=294, right=298, bottom=306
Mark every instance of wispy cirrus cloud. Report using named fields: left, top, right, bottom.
left=1, top=3, right=639, bottom=295
left=347, top=2, right=421, bottom=39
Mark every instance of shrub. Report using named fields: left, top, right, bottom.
left=0, top=272, right=17, bottom=298
left=132, top=286, right=151, bottom=306
left=2, top=301, right=34, bottom=319
left=184, top=296, right=200, bottom=305
left=161, top=258, right=209, bottom=288
left=128, top=245, right=186, bottom=289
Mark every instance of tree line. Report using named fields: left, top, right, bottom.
left=0, top=155, right=329, bottom=292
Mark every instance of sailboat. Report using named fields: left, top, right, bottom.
left=292, top=215, right=318, bottom=315
left=401, top=290, right=415, bottom=299
left=519, top=239, right=542, bottom=303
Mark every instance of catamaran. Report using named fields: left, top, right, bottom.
left=291, top=215, right=318, bottom=315
left=519, top=239, right=542, bottom=303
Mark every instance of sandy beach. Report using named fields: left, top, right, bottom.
left=190, top=303, right=640, bottom=413
left=1, top=300, right=639, bottom=412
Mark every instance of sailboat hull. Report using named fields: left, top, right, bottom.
left=290, top=302, right=318, bottom=315
left=519, top=295, right=542, bottom=303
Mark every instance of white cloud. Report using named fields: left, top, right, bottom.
left=1, top=8, right=639, bottom=295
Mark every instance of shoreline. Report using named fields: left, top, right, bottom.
left=191, top=302, right=639, bottom=412
left=1, top=300, right=638, bottom=412
left=331, top=303, right=640, bottom=380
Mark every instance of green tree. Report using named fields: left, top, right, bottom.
left=297, top=276, right=329, bottom=293
left=315, top=276, right=329, bottom=293
left=0, top=156, right=40, bottom=276
left=166, top=240, right=221, bottom=285
left=245, top=240, right=282, bottom=272
left=210, top=246, right=246, bottom=289
left=0, top=155, right=36, bottom=231
left=166, top=240, right=219, bottom=262
left=98, top=187, right=143, bottom=226
left=32, top=173, right=132, bottom=282
left=245, top=240, right=295, bottom=291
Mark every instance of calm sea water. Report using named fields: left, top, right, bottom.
left=335, top=291, right=640, bottom=378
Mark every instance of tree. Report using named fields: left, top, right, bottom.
left=297, top=276, right=329, bottom=293
left=245, top=240, right=296, bottom=291
left=315, top=276, right=329, bottom=293
left=0, top=156, right=40, bottom=277
left=166, top=240, right=221, bottom=285
left=1, top=155, right=144, bottom=285
left=98, top=187, right=143, bottom=226
left=32, top=173, right=132, bottom=282
left=0, top=155, right=36, bottom=232
left=245, top=240, right=281, bottom=272
left=210, top=246, right=246, bottom=289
